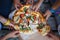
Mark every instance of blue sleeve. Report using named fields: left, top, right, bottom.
left=49, top=7, right=60, bottom=16
left=0, top=23, right=2, bottom=30
left=49, top=8, right=56, bottom=14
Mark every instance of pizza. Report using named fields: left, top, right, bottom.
left=13, top=4, right=50, bottom=35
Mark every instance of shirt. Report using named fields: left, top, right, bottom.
left=0, top=0, right=12, bottom=18
left=0, top=0, right=12, bottom=30
left=50, top=0, right=60, bottom=16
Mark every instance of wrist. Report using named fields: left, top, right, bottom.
left=0, top=16, right=7, bottom=24
left=39, top=0, right=44, bottom=4
left=4, top=19, right=11, bottom=26
left=38, top=0, right=44, bottom=7
left=1, top=35, right=9, bottom=40
left=14, top=0, right=20, bottom=3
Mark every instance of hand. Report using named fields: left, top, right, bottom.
left=9, top=21, right=20, bottom=30
left=47, top=33, right=59, bottom=40
left=32, top=3, right=40, bottom=12
left=44, top=10, right=52, bottom=20
left=1, top=31, right=20, bottom=40
left=6, top=20, right=15, bottom=30
left=32, top=0, right=43, bottom=12
left=26, top=0, right=33, bottom=5
left=7, top=31, right=20, bottom=38
left=14, top=0, right=23, bottom=10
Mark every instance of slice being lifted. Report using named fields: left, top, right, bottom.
left=13, top=4, right=50, bottom=35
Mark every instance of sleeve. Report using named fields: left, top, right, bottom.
left=0, top=0, right=12, bottom=18
left=0, top=23, right=2, bottom=30
left=49, top=8, right=56, bottom=14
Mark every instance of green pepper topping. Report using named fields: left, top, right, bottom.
left=31, top=16, right=34, bottom=22
left=37, top=23, right=45, bottom=29
left=24, top=7, right=27, bottom=12
left=28, top=27, right=31, bottom=30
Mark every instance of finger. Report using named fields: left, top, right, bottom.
left=46, top=14, right=51, bottom=20
left=32, top=6, right=36, bottom=10
left=18, top=3, right=23, bottom=7
left=16, top=33, right=20, bottom=37
left=37, top=9, right=40, bottom=12
left=26, top=2, right=29, bottom=4
left=13, top=31, right=20, bottom=34
left=9, top=23, right=15, bottom=27
left=13, top=32, right=20, bottom=38
left=31, top=0, right=34, bottom=4
left=15, top=5, right=19, bottom=10
left=48, top=33, right=55, bottom=38
left=13, top=34, right=20, bottom=38
left=35, top=6, right=39, bottom=12
left=8, top=26, right=14, bottom=30
left=35, top=8, right=38, bottom=12
left=44, top=13, right=47, bottom=17
left=26, top=0, right=29, bottom=4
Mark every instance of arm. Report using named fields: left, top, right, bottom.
left=18, top=35, right=23, bottom=40
left=1, top=31, right=20, bottom=40
left=32, top=0, right=44, bottom=12
left=0, top=15, right=15, bottom=29
left=26, top=0, right=34, bottom=5
left=44, top=0, right=60, bottom=20
left=38, top=0, right=44, bottom=6
left=47, top=32, right=60, bottom=40
left=0, top=15, right=8, bottom=24
left=51, top=0, right=60, bottom=10
left=13, top=0, right=23, bottom=10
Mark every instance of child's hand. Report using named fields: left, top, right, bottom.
left=7, top=31, right=20, bottom=38
left=26, top=0, right=33, bottom=5
left=32, top=3, right=40, bottom=12
left=44, top=10, right=52, bottom=20
left=47, top=33, right=59, bottom=40
left=9, top=21, right=20, bottom=30
left=14, top=0, right=23, bottom=10
left=2, top=31, right=20, bottom=40
left=32, top=0, right=44, bottom=12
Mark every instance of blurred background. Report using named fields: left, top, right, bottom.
left=0, top=0, right=60, bottom=40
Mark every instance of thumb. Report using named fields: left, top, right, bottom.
left=18, top=3, right=23, bottom=7
left=15, top=5, right=19, bottom=10
left=9, top=23, right=14, bottom=27
left=13, top=31, right=20, bottom=34
left=44, top=13, right=47, bottom=17
left=15, top=33, right=20, bottom=37
left=35, top=5, right=40, bottom=12
left=46, top=15, right=50, bottom=20
left=13, top=31, right=20, bottom=38
left=32, top=6, right=36, bottom=10
left=35, top=8, right=38, bottom=12
left=48, top=33, right=55, bottom=38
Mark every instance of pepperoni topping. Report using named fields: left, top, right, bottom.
left=20, top=14, right=24, bottom=18
left=19, top=19, right=23, bottom=23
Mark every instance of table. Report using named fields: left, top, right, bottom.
left=19, top=32, right=53, bottom=40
